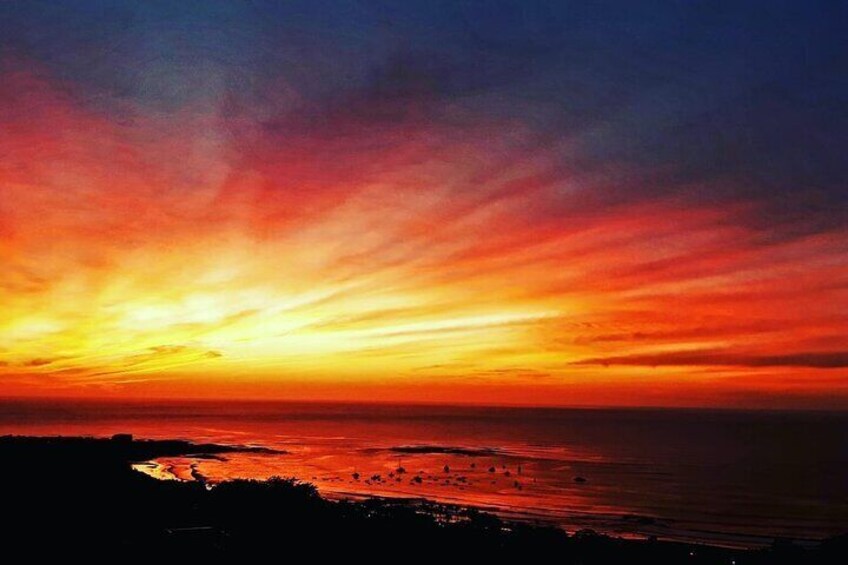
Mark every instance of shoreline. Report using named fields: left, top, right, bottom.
left=5, top=433, right=838, bottom=555
left=3, top=434, right=845, bottom=560
left=124, top=440, right=835, bottom=551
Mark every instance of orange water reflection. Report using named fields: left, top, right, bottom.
left=133, top=444, right=615, bottom=524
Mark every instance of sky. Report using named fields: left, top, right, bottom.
left=0, top=1, right=846, bottom=408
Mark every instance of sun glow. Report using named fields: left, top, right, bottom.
left=1, top=55, right=846, bottom=408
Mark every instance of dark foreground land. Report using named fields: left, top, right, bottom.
left=1, top=435, right=844, bottom=562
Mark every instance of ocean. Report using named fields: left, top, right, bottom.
left=1, top=399, right=846, bottom=548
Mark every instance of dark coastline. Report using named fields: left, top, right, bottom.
left=1, top=435, right=844, bottom=562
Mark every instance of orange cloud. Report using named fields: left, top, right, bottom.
left=0, top=65, right=846, bottom=408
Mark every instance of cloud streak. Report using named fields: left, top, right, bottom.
left=0, top=2, right=846, bottom=407
left=575, top=350, right=848, bottom=369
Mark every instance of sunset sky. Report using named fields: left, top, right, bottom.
left=1, top=1, right=845, bottom=408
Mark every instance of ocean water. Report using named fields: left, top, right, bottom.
left=1, top=399, right=846, bottom=548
